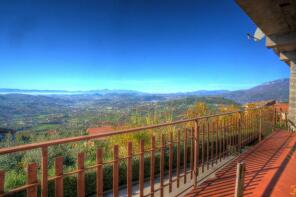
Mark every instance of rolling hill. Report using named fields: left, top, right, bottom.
left=222, top=79, right=289, bottom=103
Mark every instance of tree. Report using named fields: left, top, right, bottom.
left=186, top=102, right=209, bottom=119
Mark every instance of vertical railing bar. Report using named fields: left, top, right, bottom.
left=223, top=119, right=226, bottom=159
left=274, top=108, right=278, bottom=127
left=240, top=113, right=243, bottom=146
left=250, top=113, right=252, bottom=142
left=177, top=129, right=180, bottom=188
left=229, top=117, right=232, bottom=147
left=207, top=120, right=210, bottom=170
left=202, top=123, right=205, bottom=173
left=127, top=142, right=132, bottom=197
left=211, top=121, right=214, bottom=167
left=41, top=146, right=48, bottom=197
left=253, top=112, right=256, bottom=141
left=237, top=115, right=239, bottom=146
left=243, top=113, right=245, bottom=146
left=251, top=113, right=254, bottom=142
left=0, top=171, right=4, bottom=197
left=229, top=117, right=231, bottom=155
left=55, top=157, right=64, bottom=197
left=234, top=115, right=237, bottom=149
left=251, top=113, right=253, bottom=142
left=226, top=118, right=229, bottom=157
left=247, top=113, right=249, bottom=144
left=219, top=119, right=222, bottom=161
left=245, top=113, right=248, bottom=145
left=77, top=152, right=85, bottom=197
left=160, top=134, right=165, bottom=197
left=254, top=112, right=256, bottom=141
left=139, top=140, right=145, bottom=197
left=250, top=113, right=253, bottom=142
left=225, top=118, right=228, bottom=157
left=190, top=127, right=194, bottom=180
left=216, top=120, right=218, bottom=164
left=285, top=112, right=288, bottom=128
left=150, top=136, right=155, bottom=197
left=113, top=145, right=119, bottom=197
left=169, top=132, right=173, bottom=192
left=236, top=115, right=238, bottom=148
left=193, top=120, right=199, bottom=187
left=243, top=114, right=246, bottom=145
left=96, top=149, right=103, bottom=197
left=232, top=116, right=235, bottom=146
left=272, top=105, right=276, bottom=131
left=231, top=116, right=234, bottom=146
left=225, top=117, right=228, bottom=156
left=245, top=113, right=247, bottom=146
left=243, top=114, right=248, bottom=146
left=280, top=109, right=282, bottom=127
left=184, top=128, right=188, bottom=184
left=249, top=113, right=251, bottom=143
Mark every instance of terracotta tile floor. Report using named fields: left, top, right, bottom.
left=185, top=130, right=296, bottom=197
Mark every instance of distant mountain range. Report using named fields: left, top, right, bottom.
left=222, top=78, right=289, bottom=103
left=0, top=88, right=142, bottom=95
left=0, top=78, right=289, bottom=103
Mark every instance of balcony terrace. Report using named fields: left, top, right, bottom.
left=0, top=103, right=291, bottom=197
left=1, top=0, right=296, bottom=197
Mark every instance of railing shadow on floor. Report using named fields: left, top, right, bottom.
left=185, top=131, right=294, bottom=197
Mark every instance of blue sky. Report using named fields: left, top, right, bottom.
left=0, top=0, right=289, bottom=93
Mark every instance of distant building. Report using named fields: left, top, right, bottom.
left=243, top=100, right=276, bottom=109
left=275, top=103, right=289, bottom=112
left=275, top=102, right=289, bottom=121
left=47, top=130, right=58, bottom=135
left=86, top=126, right=114, bottom=135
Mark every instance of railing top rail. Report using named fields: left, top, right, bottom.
left=0, top=105, right=267, bottom=155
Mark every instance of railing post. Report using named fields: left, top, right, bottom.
left=113, top=145, right=119, bottom=197
left=55, top=157, right=64, bottom=197
left=77, top=152, right=85, bottom=197
left=96, top=149, right=103, bottom=197
left=259, top=109, right=262, bottom=142
left=150, top=136, right=155, bottom=197
left=235, top=162, right=246, bottom=197
left=41, top=146, right=48, bottom=197
left=27, top=163, right=38, bottom=197
left=193, top=119, right=199, bottom=187
left=139, top=140, right=144, bottom=197
left=127, top=142, right=132, bottom=197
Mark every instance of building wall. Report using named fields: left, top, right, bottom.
left=288, top=61, right=296, bottom=127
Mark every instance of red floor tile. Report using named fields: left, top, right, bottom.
left=185, top=130, right=296, bottom=197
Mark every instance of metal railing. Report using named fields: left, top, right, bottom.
left=0, top=105, right=275, bottom=197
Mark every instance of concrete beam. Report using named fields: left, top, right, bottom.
left=279, top=51, right=296, bottom=62
left=266, top=32, right=296, bottom=51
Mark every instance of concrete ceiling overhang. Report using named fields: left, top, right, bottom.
left=236, top=0, right=296, bottom=64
